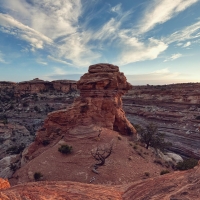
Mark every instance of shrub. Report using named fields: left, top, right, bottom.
left=196, top=116, right=200, bottom=120
left=10, top=163, right=18, bottom=171
left=176, top=158, right=198, bottom=171
left=58, top=144, right=72, bottom=154
left=144, top=172, right=150, bottom=177
left=133, top=145, right=137, bottom=150
left=154, top=159, right=163, bottom=166
left=6, top=144, right=25, bottom=154
left=117, top=135, right=122, bottom=140
left=34, top=106, right=39, bottom=112
left=160, top=170, right=170, bottom=175
left=34, top=172, right=43, bottom=181
left=42, top=140, right=50, bottom=146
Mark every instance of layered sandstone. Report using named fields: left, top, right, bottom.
left=1, top=161, right=200, bottom=199
left=0, top=178, right=10, bottom=190
left=0, top=78, right=77, bottom=97
left=27, top=64, right=136, bottom=152
left=123, top=83, right=200, bottom=159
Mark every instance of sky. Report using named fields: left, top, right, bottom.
left=0, top=0, right=200, bottom=85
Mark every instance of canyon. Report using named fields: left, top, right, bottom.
left=0, top=63, right=200, bottom=199
left=123, top=83, right=200, bottom=159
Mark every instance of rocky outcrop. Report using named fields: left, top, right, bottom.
left=123, top=83, right=200, bottom=159
left=0, top=178, right=10, bottom=190
left=52, top=80, right=77, bottom=93
left=1, top=161, right=200, bottom=199
left=0, top=123, right=34, bottom=178
left=0, top=78, right=77, bottom=96
left=0, top=81, right=16, bottom=90
left=27, top=64, right=135, bottom=152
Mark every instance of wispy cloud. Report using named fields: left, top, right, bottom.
left=138, top=0, right=199, bottom=33
left=47, top=55, right=72, bottom=65
left=153, top=68, right=170, bottom=74
left=36, top=60, right=47, bottom=65
left=111, top=4, right=122, bottom=14
left=126, top=68, right=186, bottom=85
left=183, top=41, right=191, bottom=47
left=0, top=0, right=199, bottom=69
left=53, top=67, right=67, bottom=75
left=164, top=53, right=182, bottom=62
left=0, top=51, right=7, bottom=63
left=0, top=13, right=52, bottom=51
left=118, top=37, right=168, bottom=65
left=165, top=20, right=200, bottom=44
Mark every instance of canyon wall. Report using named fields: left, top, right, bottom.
left=0, top=78, right=77, bottom=96
left=123, top=83, right=200, bottom=159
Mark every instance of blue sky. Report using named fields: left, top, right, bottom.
left=0, top=0, right=200, bottom=85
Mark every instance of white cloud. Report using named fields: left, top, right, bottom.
left=164, top=53, right=182, bottom=62
left=139, top=0, right=199, bottom=33
left=0, top=51, right=7, bottom=63
left=183, top=41, right=191, bottom=47
left=0, top=13, right=52, bottom=51
left=36, top=60, right=47, bottom=65
left=165, top=20, right=200, bottom=44
left=111, top=4, right=122, bottom=14
left=153, top=68, right=170, bottom=74
left=118, top=37, right=168, bottom=65
left=53, top=67, right=67, bottom=75
left=47, top=55, right=72, bottom=65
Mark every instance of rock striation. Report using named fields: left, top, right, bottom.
left=15, top=78, right=77, bottom=96
left=22, top=63, right=136, bottom=160
left=123, top=83, right=200, bottom=159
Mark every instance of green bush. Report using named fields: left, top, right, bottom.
left=34, top=172, right=43, bottom=181
left=160, top=170, right=170, bottom=175
left=58, top=144, right=72, bottom=154
left=176, top=158, right=198, bottom=171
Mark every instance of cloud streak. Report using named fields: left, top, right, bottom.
left=164, top=53, right=182, bottom=62
left=138, top=0, right=199, bottom=33
left=0, top=0, right=199, bottom=69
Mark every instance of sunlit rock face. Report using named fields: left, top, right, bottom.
left=0, top=178, right=10, bottom=190
left=24, top=63, right=136, bottom=160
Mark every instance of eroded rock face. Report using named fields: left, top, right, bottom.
left=25, top=63, right=136, bottom=159
left=0, top=178, right=10, bottom=190
left=123, top=83, right=200, bottom=159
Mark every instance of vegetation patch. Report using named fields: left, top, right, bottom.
left=34, top=172, right=43, bottom=181
left=195, top=116, right=200, bottom=120
left=176, top=158, right=198, bottom=171
left=160, top=170, right=170, bottom=175
left=42, top=140, right=50, bottom=146
left=58, top=144, right=73, bottom=154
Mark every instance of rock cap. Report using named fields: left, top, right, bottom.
left=89, top=63, right=119, bottom=73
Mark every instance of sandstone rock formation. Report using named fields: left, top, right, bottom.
left=15, top=78, right=77, bottom=96
left=1, top=161, right=200, bottom=199
left=123, top=83, right=200, bottom=159
left=25, top=64, right=136, bottom=158
left=0, top=178, right=10, bottom=190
